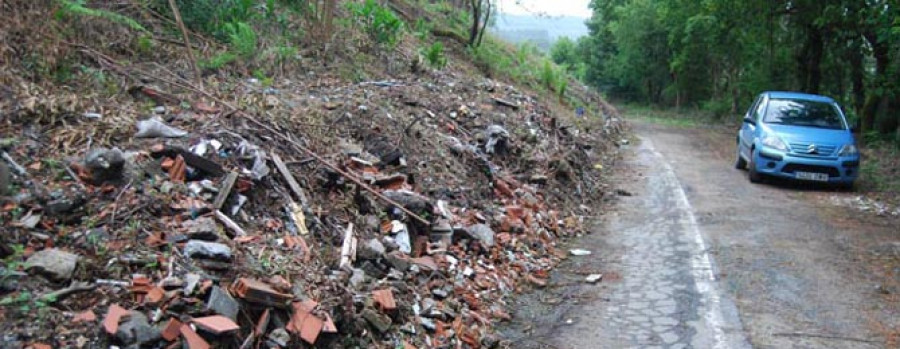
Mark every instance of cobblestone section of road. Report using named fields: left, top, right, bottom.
left=556, top=138, right=750, bottom=349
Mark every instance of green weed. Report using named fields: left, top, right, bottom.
left=224, top=21, right=258, bottom=61
left=419, top=42, right=447, bottom=69
left=57, top=0, right=148, bottom=32
left=347, top=0, right=404, bottom=48
left=200, top=52, right=238, bottom=70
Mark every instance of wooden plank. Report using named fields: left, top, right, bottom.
left=271, top=153, right=309, bottom=207
left=213, top=172, right=239, bottom=210
left=215, top=210, right=246, bottom=237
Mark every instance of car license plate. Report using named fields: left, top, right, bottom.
left=795, top=171, right=829, bottom=182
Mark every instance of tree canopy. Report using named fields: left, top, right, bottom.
left=556, top=0, right=900, bottom=139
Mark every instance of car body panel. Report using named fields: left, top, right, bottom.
left=737, top=91, right=860, bottom=185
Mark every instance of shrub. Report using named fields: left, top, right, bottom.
left=348, top=0, right=404, bottom=48
left=57, top=0, right=147, bottom=32
left=419, top=42, right=447, bottom=69
left=223, top=21, right=258, bottom=61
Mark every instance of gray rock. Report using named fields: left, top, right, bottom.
left=84, top=147, right=125, bottom=184
left=183, top=273, right=201, bottom=295
left=26, top=248, right=79, bottom=281
left=0, top=162, right=9, bottom=196
left=358, top=239, right=386, bottom=260
left=206, top=286, right=239, bottom=320
left=183, top=240, right=231, bottom=260
left=385, top=251, right=410, bottom=272
left=181, top=217, right=219, bottom=241
left=268, top=328, right=290, bottom=347
left=115, top=311, right=160, bottom=346
left=362, top=308, right=392, bottom=333
left=466, top=224, right=495, bottom=248
left=419, top=317, right=437, bottom=332
left=349, top=268, right=367, bottom=289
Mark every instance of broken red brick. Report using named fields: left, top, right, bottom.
left=372, top=289, right=397, bottom=312
left=102, top=304, right=129, bottom=335
left=255, top=308, right=271, bottom=335
left=410, top=256, right=438, bottom=271
left=73, top=309, right=96, bottom=323
left=192, top=315, right=240, bottom=334
left=161, top=318, right=183, bottom=341
left=287, top=300, right=324, bottom=344
left=145, top=287, right=166, bottom=305
left=29, top=344, right=51, bottom=349
left=230, top=278, right=293, bottom=308
left=180, top=324, right=210, bottom=349
left=322, top=313, right=338, bottom=333
left=169, top=155, right=186, bottom=183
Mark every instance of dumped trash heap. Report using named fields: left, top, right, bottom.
left=0, top=66, right=623, bottom=347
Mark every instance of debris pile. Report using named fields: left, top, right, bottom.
left=0, top=70, right=623, bottom=348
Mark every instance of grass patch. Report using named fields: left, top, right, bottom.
left=618, top=104, right=721, bottom=128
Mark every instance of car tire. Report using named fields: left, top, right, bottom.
left=748, top=150, right=762, bottom=183
left=734, top=147, right=747, bottom=170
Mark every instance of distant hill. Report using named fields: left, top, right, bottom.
left=490, top=14, right=589, bottom=50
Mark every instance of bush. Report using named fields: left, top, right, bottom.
left=419, top=42, right=447, bottom=69
left=223, top=21, right=258, bottom=61
left=347, top=0, right=404, bottom=48
left=155, top=0, right=257, bottom=39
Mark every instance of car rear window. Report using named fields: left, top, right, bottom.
left=763, top=98, right=846, bottom=129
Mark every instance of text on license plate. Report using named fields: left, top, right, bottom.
left=795, top=171, right=829, bottom=181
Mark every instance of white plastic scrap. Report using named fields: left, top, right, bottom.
left=570, top=249, right=592, bottom=256
left=134, top=118, right=188, bottom=138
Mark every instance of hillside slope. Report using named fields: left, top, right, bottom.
left=0, top=0, right=624, bottom=347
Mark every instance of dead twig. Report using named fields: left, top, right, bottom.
left=1, top=151, right=27, bottom=176
left=39, top=282, right=95, bottom=303
left=166, top=0, right=203, bottom=89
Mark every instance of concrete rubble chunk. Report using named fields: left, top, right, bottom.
left=25, top=248, right=79, bottom=281
left=466, top=224, right=495, bottom=248
left=183, top=240, right=232, bottom=260
left=181, top=217, right=220, bottom=241
left=115, top=311, right=161, bottom=346
left=206, top=286, right=240, bottom=320
left=362, top=308, right=392, bottom=333
left=358, top=238, right=386, bottom=260
left=385, top=251, right=410, bottom=272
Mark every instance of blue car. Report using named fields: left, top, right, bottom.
left=735, top=91, right=860, bottom=188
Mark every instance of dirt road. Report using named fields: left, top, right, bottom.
left=502, top=120, right=899, bottom=348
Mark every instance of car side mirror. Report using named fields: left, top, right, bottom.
left=850, top=120, right=860, bottom=133
left=743, top=116, right=756, bottom=125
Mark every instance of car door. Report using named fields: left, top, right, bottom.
left=739, top=95, right=765, bottom=159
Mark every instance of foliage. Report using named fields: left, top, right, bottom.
left=57, top=0, right=147, bottom=32
left=158, top=0, right=257, bottom=39
left=347, top=0, right=404, bottom=48
left=419, top=42, right=448, bottom=69
left=223, top=21, right=258, bottom=60
left=199, top=52, right=238, bottom=70
left=573, top=0, right=900, bottom=137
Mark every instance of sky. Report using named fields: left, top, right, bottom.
left=498, top=0, right=593, bottom=18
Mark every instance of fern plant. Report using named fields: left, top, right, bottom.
left=419, top=42, right=447, bottom=69
left=348, top=0, right=404, bottom=48
left=57, top=0, right=147, bottom=32
left=223, top=21, right=258, bottom=61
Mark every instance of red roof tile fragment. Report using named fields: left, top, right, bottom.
left=102, top=304, right=129, bottom=335
left=192, top=315, right=240, bottom=334
left=180, top=324, right=210, bottom=349
left=161, top=318, right=183, bottom=341
left=372, top=289, right=397, bottom=312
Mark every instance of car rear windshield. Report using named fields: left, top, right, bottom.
left=764, top=98, right=846, bottom=129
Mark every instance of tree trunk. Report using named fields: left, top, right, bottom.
left=476, top=0, right=490, bottom=47
left=848, top=44, right=865, bottom=115
left=861, top=30, right=891, bottom=134
left=468, top=0, right=481, bottom=47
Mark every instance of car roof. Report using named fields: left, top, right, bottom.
left=763, top=91, right=835, bottom=103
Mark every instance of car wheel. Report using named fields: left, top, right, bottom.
left=734, top=146, right=747, bottom=170
left=748, top=150, right=762, bottom=183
